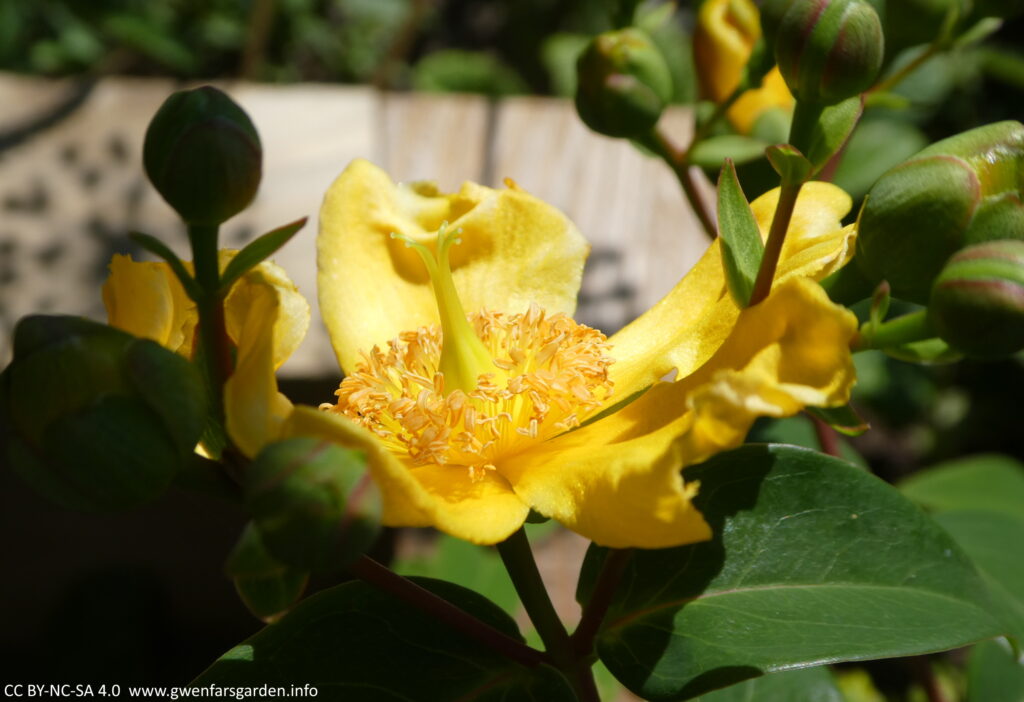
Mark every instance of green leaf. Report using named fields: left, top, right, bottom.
left=967, top=639, right=1024, bottom=702
left=765, top=144, right=812, bottom=184
left=578, top=444, right=1003, bottom=701
left=900, top=455, right=1024, bottom=517
left=807, top=96, right=863, bottom=174
left=694, top=666, right=844, bottom=702
left=129, top=232, right=202, bottom=302
left=102, top=13, right=198, bottom=73
left=195, top=577, right=576, bottom=701
left=748, top=416, right=866, bottom=466
left=394, top=535, right=518, bottom=616
left=716, top=161, right=765, bottom=307
left=219, top=217, right=307, bottom=295
left=688, top=135, right=768, bottom=169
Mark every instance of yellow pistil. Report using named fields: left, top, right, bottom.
left=391, top=222, right=495, bottom=395
left=323, top=305, right=614, bottom=479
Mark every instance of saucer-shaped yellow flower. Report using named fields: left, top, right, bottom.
left=227, top=159, right=857, bottom=548
left=694, top=0, right=794, bottom=134
left=103, top=251, right=309, bottom=370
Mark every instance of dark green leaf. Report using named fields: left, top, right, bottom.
left=129, top=232, right=202, bottom=302
left=967, top=639, right=1024, bottom=702
left=694, top=666, right=843, bottom=702
left=807, top=97, right=863, bottom=174
left=195, top=577, right=576, bottom=701
left=578, top=444, right=1002, bottom=701
left=689, top=135, right=768, bottom=169
left=765, top=144, right=812, bottom=184
left=394, top=535, right=518, bottom=615
left=716, top=161, right=764, bottom=307
left=219, top=217, right=307, bottom=295
left=900, top=455, right=1024, bottom=517
left=748, top=416, right=865, bottom=466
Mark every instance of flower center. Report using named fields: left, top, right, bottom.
left=322, top=305, right=614, bottom=478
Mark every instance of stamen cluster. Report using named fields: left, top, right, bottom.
left=323, top=305, right=614, bottom=478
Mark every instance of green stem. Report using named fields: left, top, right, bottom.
left=643, top=127, right=718, bottom=240
left=853, top=309, right=935, bottom=351
left=748, top=179, right=802, bottom=306
left=690, top=85, right=744, bottom=147
left=188, top=223, right=232, bottom=422
left=572, top=548, right=632, bottom=657
left=870, top=42, right=942, bottom=95
left=497, top=529, right=599, bottom=702
left=787, top=100, right=825, bottom=156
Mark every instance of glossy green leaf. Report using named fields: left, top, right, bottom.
left=219, top=217, right=307, bottom=295
left=900, top=455, right=1024, bottom=517
left=195, top=577, right=575, bottom=701
left=807, top=97, right=863, bottom=173
left=967, top=639, right=1024, bottom=702
left=395, top=535, right=518, bottom=615
left=748, top=416, right=865, bottom=466
left=694, top=666, right=843, bottom=702
left=689, top=135, right=768, bottom=169
left=765, top=144, right=812, bottom=184
left=716, top=160, right=765, bottom=307
left=129, top=231, right=202, bottom=302
left=578, top=444, right=1002, bottom=701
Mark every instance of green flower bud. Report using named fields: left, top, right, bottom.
left=928, top=240, right=1024, bottom=358
left=774, top=0, right=884, bottom=105
left=857, top=121, right=1024, bottom=303
left=143, top=86, right=262, bottom=226
left=760, top=0, right=797, bottom=49
left=225, top=523, right=309, bottom=622
left=2, top=316, right=205, bottom=511
left=575, top=28, right=673, bottom=138
left=245, top=438, right=382, bottom=572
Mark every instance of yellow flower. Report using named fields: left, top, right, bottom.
left=226, top=159, right=857, bottom=548
left=693, top=0, right=794, bottom=134
left=102, top=251, right=309, bottom=370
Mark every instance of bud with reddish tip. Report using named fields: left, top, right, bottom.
left=928, top=240, right=1024, bottom=358
left=774, top=0, right=884, bottom=105
left=857, top=121, right=1024, bottom=303
left=575, top=28, right=673, bottom=138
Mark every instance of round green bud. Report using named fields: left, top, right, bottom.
left=245, top=438, right=382, bottom=572
left=2, top=315, right=205, bottom=511
left=225, top=523, right=309, bottom=622
left=774, top=0, right=884, bottom=105
left=857, top=121, right=1024, bottom=303
left=760, top=0, right=798, bottom=49
left=928, top=240, right=1024, bottom=358
left=575, top=28, right=673, bottom=138
left=143, top=86, right=262, bottom=226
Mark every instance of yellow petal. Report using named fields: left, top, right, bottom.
left=726, top=68, right=794, bottom=134
left=224, top=279, right=295, bottom=458
left=605, top=181, right=853, bottom=400
left=103, top=254, right=194, bottom=353
left=694, top=0, right=761, bottom=103
left=318, top=159, right=588, bottom=374
left=280, top=407, right=529, bottom=545
left=500, top=402, right=711, bottom=549
left=503, top=277, right=855, bottom=549
left=224, top=257, right=310, bottom=370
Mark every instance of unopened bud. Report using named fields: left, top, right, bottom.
left=144, top=86, right=262, bottom=226
left=225, top=523, right=308, bottom=622
left=575, top=28, right=672, bottom=138
left=928, top=240, right=1024, bottom=358
left=245, top=438, right=381, bottom=572
left=857, top=121, right=1024, bottom=303
left=775, top=0, right=884, bottom=105
left=2, top=316, right=205, bottom=511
